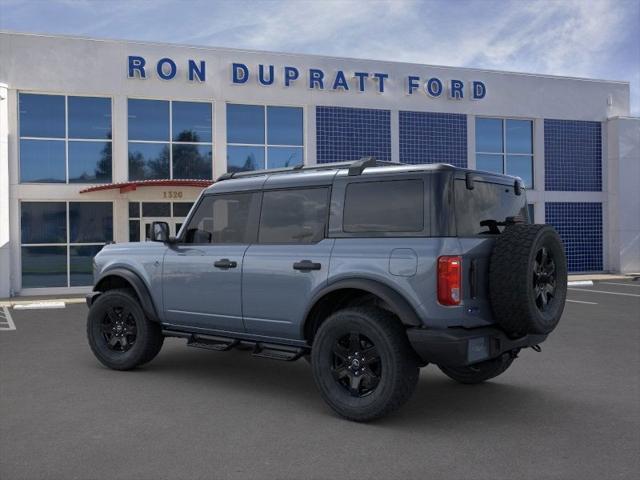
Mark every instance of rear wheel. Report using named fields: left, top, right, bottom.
left=87, top=289, right=164, bottom=370
left=311, top=307, right=419, bottom=422
left=438, top=354, right=514, bottom=384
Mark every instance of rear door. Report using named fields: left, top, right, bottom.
left=242, top=187, right=333, bottom=339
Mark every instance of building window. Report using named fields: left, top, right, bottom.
left=19, top=93, right=112, bottom=184
left=128, top=99, right=213, bottom=180
left=226, top=104, right=303, bottom=172
left=475, top=118, right=533, bottom=188
left=316, top=106, right=391, bottom=163
left=20, top=202, right=113, bottom=288
left=128, top=201, right=195, bottom=241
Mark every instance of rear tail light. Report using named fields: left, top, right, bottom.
left=438, top=256, right=462, bottom=306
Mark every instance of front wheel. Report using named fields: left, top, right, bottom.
left=87, top=289, right=164, bottom=370
left=311, top=307, right=419, bottom=422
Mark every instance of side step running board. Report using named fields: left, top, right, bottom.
left=252, top=343, right=305, bottom=362
left=187, top=335, right=238, bottom=351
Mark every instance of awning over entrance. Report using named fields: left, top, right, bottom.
left=79, top=179, right=213, bottom=194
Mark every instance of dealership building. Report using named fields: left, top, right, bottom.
left=0, top=31, right=638, bottom=297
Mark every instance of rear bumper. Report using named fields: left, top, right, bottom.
left=407, top=326, right=547, bottom=367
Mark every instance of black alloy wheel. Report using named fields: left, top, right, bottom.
left=331, top=332, right=381, bottom=397
left=533, top=246, right=557, bottom=312
left=101, top=305, right=137, bottom=352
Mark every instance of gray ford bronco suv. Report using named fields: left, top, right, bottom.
left=87, top=158, right=567, bottom=421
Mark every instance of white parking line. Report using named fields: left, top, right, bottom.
left=566, top=299, right=598, bottom=305
left=600, top=282, right=640, bottom=288
left=567, top=288, right=640, bottom=298
left=0, top=306, right=16, bottom=331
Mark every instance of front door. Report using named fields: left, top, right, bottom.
left=242, top=187, right=333, bottom=340
left=162, top=192, right=260, bottom=333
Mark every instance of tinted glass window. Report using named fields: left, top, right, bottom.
left=128, top=142, right=170, bottom=180
left=476, top=153, right=502, bottom=174
left=527, top=204, right=535, bottom=223
left=129, top=220, right=140, bottom=242
left=68, top=141, right=112, bottom=183
left=506, top=119, right=532, bottom=154
left=267, top=146, right=303, bottom=168
left=454, top=180, right=528, bottom=236
left=227, top=145, right=265, bottom=172
left=19, top=139, right=66, bottom=183
left=68, top=96, right=112, bottom=139
left=21, top=202, right=67, bottom=244
left=129, top=202, right=140, bottom=218
left=184, top=193, right=258, bottom=244
left=267, top=106, right=303, bottom=145
left=343, top=180, right=424, bottom=233
left=227, top=104, right=264, bottom=144
left=173, top=202, right=193, bottom=217
left=259, top=188, right=329, bottom=244
left=506, top=154, right=533, bottom=188
left=69, top=202, right=113, bottom=243
left=21, top=246, right=67, bottom=288
left=128, top=99, right=169, bottom=141
left=142, top=202, right=171, bottom=217
left=19, top=93, right=65, bottom=138
left=475, top=118, right=502, bottom=153
left=70, top=245, right=104, bottom=286
left=172, top=101, right=212, bottom=143
left=172, top=144, right=212, bottom=179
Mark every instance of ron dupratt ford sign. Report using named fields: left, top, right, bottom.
left=127, top=55, right=487, bottom=100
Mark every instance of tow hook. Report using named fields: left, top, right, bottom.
left=530, top=344, right=542, bottom=353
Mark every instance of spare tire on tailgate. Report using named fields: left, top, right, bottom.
left=489, top=224, right=567, bottom=337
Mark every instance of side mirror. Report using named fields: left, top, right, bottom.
left=150, top=221, right=170, bottom=242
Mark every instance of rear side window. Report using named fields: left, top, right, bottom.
left=183, top=193, right=259, bottom=244
left=343, top=180, right=424, bottom=233
left=259, top=188, right=329, bottom=244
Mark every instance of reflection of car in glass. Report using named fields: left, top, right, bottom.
left=86, top=158, right=567, bottom=422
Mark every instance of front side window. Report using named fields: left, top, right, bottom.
left=475, top=118, right=533, bottom=188
left=183, top=193, right=259, bottom=244
left=19, top=93, right=112, bottom=183
left=20, top=202, right=112, bottom=288
left=226, top=104, right=303, bottom=173
left=259, top=188, right=329, bottom=244
left=343, top=180, right=424, bottom=234
left=128, top=99, right=213, bottom=180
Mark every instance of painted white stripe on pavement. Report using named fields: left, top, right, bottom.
left=567, top=288, right=640, bottom=298
left=13, top=302, right=66, bottom=310
left=567, top=280, right=594, bottom=286
left=0, top=306, right=16, bottom=331
left=566, top=299, right=598, bottom=305
left=600, top=282, right=640, bottom=288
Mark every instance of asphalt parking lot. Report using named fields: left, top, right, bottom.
left=1, top=280, right=639, bottom=480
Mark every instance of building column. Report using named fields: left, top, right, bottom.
left=0, top=84, right=9, bottom=297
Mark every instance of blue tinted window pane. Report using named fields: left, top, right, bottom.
left=21, top=202, right=66, bottom=244
left=172, top=144, right=212, bottom=179
left=506, top=155, right=533, bottom=188
left=476, top=118, right=503, bottom=153
left=69, top=202, right=113, bottom=243
left=70, top=245, right=103, bottom=286
left=128, top=142, right=170, bottom=180
left=20, top=139, right=65, bottom=183
left=68, top=96, right=112, bottom=139
left=68, top=141, right=112, bottom=183
left=173, top=102, right=212, bottom=143
left=21, top=246, right=68, bottom=288
left=476, top=154, right=503, bottom=174
left=227, top=146, right=265, bottom=172
left=128, top=99, right=169, bottom=141
left=227, top=104, right=264, bottom=144
left=267, top=147, right=303, bottom=168
left=527, top=204, right=535, bottom=223
left=267, top=106, right=303, bottom=146
left=506, top=120, right=532, bottom=154
left=19, top=93, right=65, bottom=138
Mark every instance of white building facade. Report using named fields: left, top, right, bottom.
left=0, top=32, right=638, bottom=297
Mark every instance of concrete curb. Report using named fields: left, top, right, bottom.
left=0, top=298, right=86, bottom=308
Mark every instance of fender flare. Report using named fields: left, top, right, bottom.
left=92, top=268, right=160, bottom=322
left=303, top=278, right=422, bottom=337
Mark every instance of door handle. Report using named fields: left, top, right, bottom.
left=214, top=258, right=237, bottom=269
left=293, top=260, right=321, bottom=271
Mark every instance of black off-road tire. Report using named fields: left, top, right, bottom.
left=311, top=307, right=419, bottom=422
left=489, top=224, right=567, bottom=337
left=439, top=354, right=514, bottom=384
left=87, top=289, right=164, bottom=371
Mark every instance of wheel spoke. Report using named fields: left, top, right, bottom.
left=361, top=345, right=379, bottom=364
left=539, top=247, right=547, bottom=266
left=348, top=332, right=361, bottom=352
left=332, top=343, right=350, bottom=362
left=349, top=374, right=362, bottom=396
left=332, top=365, right=349, bottom=381
left=108, top=335, right=119, bottom=348
left=361, top=369, right=381, bottom=389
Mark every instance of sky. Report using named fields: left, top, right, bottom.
left=1, top=0, right=639, bottom=114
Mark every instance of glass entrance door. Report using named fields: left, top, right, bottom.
left=142, top=217, right=181, bottom=241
